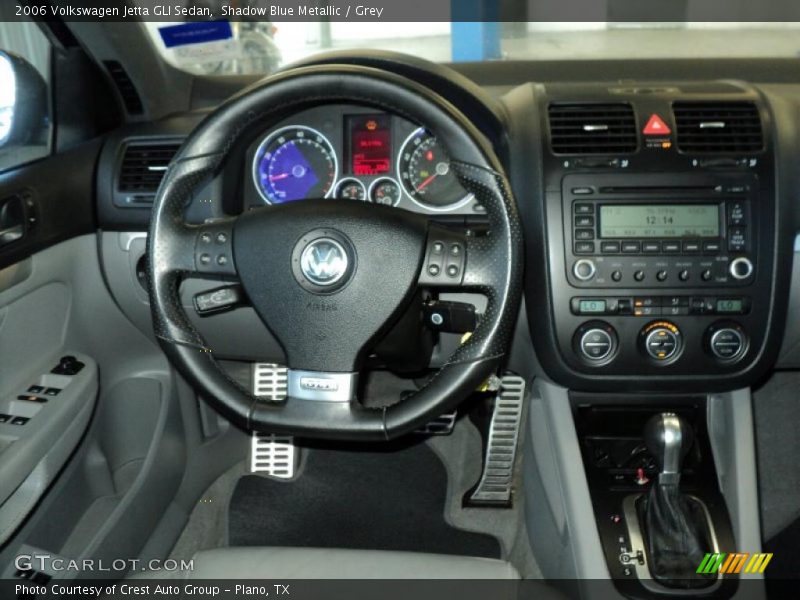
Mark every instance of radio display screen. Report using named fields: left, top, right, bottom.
left=599, top=204, right=720, bottom=238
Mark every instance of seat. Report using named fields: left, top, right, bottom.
left=137, top=547, right=520, bottom=579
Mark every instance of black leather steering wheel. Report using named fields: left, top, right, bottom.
left=147, top=64, right=522, bottom=441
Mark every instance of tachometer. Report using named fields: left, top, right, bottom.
left=253, top=125, right=337, bottom=204
left=397, top=128, right=472, bottom=211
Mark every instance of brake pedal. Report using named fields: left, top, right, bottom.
left=251, top=363, right=296, bottom=478
left=467, top=374, right=526, bottom=507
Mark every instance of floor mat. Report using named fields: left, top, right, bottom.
left=228, top=439, right=501, bottom=558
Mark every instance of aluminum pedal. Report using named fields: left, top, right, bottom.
left=468, top=374, right=526, bottom=506
left=415, top=410, right=457, bottom=435
left=251, top=363, right=295, bottom=477
left=250, top=433, right=295, bottom=478
left=253, top=362, right=288, bottom=401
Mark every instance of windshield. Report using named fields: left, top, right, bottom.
left=144, top=22, right=800, bottom=77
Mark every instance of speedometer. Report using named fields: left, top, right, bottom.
left=397, top=128, right=472, bottom=211
left=253, top=125, right=338, bottom=204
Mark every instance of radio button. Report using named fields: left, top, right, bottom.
left=703, top=241, right=722, bottom=253
left=622, top=242, right=641, bottom=254
left=682, top=241, right=701, bottom=253
left=575, top=216, right=595, bottom=227
left=611, top=270, right=623, bottom=282
left=633, top=270, right=645, bottom=282
left=574, top=203, right=594, bottom=215
left=662, top=241, right=681, bottom=253
left=573, top=259, right=597, bottom=281
left=643, top=242, right=661, bottom=253
left=575, top=241, right=595, bottom=254
left=728, top=228, right=747, bottom=252
left=728, top=202, right=747, bottom=226
left=679, top=269, right=690, bottom=282
left=601, top=242, right=621, bottom=254
left=656, top=270, right=668, bottom=282
left=575, top=229, right=595, bottom=241
left=701, top=269, right=713, bottom=282
left=572, top=187, right=594, bottom=196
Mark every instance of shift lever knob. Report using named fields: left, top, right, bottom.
left=643, top=413, right=694, bottom=485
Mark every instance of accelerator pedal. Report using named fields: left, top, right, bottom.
left=467, top=374, right=526, bottom=507
left=250, top=363, right=296, bottom=478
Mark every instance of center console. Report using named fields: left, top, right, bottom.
left=521, top=81, right=791, bottom=392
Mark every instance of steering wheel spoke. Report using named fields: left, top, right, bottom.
left=286, top=369, right=359, bottom=402
left=418, top=226, right=493, bottom=291
left=188, top=217, right=238, bottom=278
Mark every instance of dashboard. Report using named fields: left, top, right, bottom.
left=94, top=58, right=800, bottom=395
left=242, top=105, right=482, bottom=215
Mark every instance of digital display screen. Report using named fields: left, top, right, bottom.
left=717, top=299, right=744, bottom=313
left=599, top=204, right=720, bottom=238
left=348, top=115, right=391, bottom=176
left=579, top=300, right=607, bottom=314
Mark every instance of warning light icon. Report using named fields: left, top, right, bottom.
left=643, top=114, right=671, bottom=135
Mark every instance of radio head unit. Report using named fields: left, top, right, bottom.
left=565, top=175, right=755, bottom=288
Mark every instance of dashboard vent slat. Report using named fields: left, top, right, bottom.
left=548, top=103, right=637, bottom=155
left=103, top=60, right=144, bottom=116
left=673, top=101, right=763, bottom=153
left=117, top=142, right=181, bottom=194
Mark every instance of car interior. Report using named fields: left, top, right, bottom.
left=0, top=10, right=799, bottom=600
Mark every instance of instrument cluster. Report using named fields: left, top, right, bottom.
left=244, top=105, right=480, bottom=215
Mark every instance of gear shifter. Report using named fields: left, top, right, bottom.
left=641, top=413, right=715, bottom=588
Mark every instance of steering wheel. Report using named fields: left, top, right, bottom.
left=147, top=64, right=522, bottom=441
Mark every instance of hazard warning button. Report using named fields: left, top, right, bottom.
left=643, top=114, right=671, bottom=135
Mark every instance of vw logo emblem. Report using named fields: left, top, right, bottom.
left=299, top=238, right=349, bottom=287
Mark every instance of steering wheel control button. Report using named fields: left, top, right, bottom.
left=729, top=257, right=754, bottom=280
left=707, top=323, right=748, bottom=362
left=641, top=321, right=683, bottom=364
left=195, top=223, right=236, bottom=275
left=573, top=259, right=596, bottom=282
left=194, top=284, right=244, bottom=316
left=291, top=230, right=356, bottom=294
left=419, top=230, right=467, bottom=286
left=573, top=321, right=618, bottom=365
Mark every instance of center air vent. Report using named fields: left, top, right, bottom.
left=673, top=101, right=763, bottom=153
left=548, top=103, right=637, bottom=155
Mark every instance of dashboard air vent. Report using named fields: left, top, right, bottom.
left=117, top=141, right=181, bottom=195
left=673, top=101, right=763, bottom=153
left=104, top=60, right=144, bottom=115
left=548, top=103, right=637, bottom=154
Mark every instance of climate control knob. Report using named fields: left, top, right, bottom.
left=573, top=259, right=596, bottom=282
left=729, top=257, right=753, bottom=280
left=574, top=321, right=618, bottom=364
left=640, top=321, right=683, bottom=363
left=706, top=322, right=748, bottom=362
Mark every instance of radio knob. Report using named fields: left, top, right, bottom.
left=729, top=257, right=753, bottom=280
left=642, top=322, right=683, bottom=363
left=573, top=259, right=596, bottom=282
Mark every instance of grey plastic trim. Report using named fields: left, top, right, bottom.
left=707, top=390, right=766, bottom=588
left=524, top=379, right=616, bottom=588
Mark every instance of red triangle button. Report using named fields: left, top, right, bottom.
left=643, top=114, right=671, bottom=135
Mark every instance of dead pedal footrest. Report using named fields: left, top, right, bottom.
left=467, top=374, right=526, bottom=507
